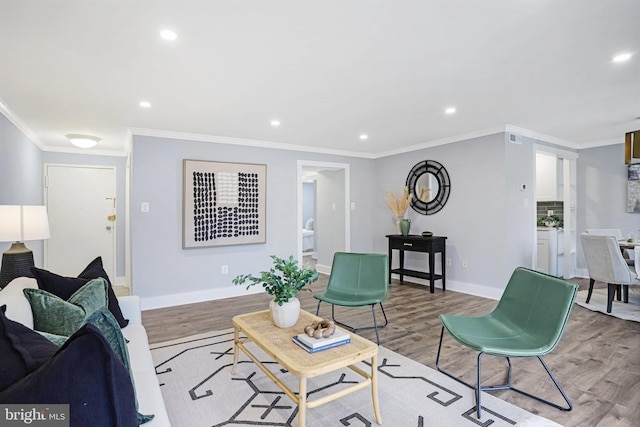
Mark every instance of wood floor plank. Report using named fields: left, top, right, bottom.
left=142, top=275, right=640, bottom=426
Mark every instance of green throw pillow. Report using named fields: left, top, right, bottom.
left=23, top=278, right=109, bottom=337
left=24, top=279, right=154, bottom=424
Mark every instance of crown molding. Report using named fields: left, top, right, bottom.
left=0, top=96, right=44, bottom=150
left=128, top=127, right=377, bottom=159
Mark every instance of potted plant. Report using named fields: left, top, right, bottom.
left=233, top=255, right=319, bottom=328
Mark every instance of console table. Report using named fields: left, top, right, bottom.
left=386, top=234, right=447, bottom=293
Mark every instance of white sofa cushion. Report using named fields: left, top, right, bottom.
left=0, top=277, right=38, bottom=329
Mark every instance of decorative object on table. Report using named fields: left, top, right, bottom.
left=303, top=319, right=336, bottom=339
left=384, top=186, right=412, bottom=233
left=233, top=255, right=319, bottom=328
left=421, top=231, right=433, bottom=237
left=406, top=160, right=451, bottom=215
left=293, top=327, right=351, bottom=353
left=537, top=215, right=563, bottom=228
left=182, top=159, right=267, bottom=248
left=399, top=218, right=411, bottom=236
left=0, top=205, right=50, bottom=288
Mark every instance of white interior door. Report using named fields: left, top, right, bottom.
left=44, top=164, right=116, bottom=279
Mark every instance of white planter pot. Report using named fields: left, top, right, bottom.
left=269, top=297, right=300, bottom=328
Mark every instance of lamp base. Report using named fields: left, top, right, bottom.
left=0, top=243, right=35, bottom=288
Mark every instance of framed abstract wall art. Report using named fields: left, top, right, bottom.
left=183, top=159, right=267, bottom=248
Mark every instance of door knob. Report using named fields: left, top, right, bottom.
left=107, top=214, right=116, bottom=221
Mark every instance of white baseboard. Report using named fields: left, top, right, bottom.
left=143, top=270, right=584, bottom=311
left=141, top=286, right=265, bottom=311
left=315, top=263, right=332, bottom=275
left=390, top=274, right=503, bottom=301
left=574, top=268, right=589, bottom=279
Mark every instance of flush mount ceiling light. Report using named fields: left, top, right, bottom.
left=445, top=107, right=457, bottom=114
left=612, top=52, right=632, bottom=63
left=160, top=29, right=178, bottom=41
left=139, top=101, right=151, bottom=108
left=359, top=134, right=368, bottom=140
left=65, top=134, right=101, bottom=148
left=270, top=120, right=280, bottom=127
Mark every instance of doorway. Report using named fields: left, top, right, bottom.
left=533, top=147, right=577, bottom=278
left=297, top=161, right=350, bottom=274
left=44, top=164, right=117, bottom=279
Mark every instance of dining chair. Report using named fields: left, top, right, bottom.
left=314, top=252, right=389, bottom=345
left=436, top=267, right=578, bottom=419
left=580, top=233, right=640, bottom=312
left=586, top=228, right=634, bottom=266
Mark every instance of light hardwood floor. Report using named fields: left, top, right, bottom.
left=142, top=275, right=640, bottom=427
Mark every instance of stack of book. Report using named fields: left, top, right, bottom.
left=292, top=329, right=351, bottom=353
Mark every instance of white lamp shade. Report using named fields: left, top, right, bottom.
left=0, top=205, right=50, bottom=242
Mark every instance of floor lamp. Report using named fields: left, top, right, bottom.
left=0, top=205, right=50, bottom=288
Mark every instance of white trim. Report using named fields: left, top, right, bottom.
left=391, top=275, right=504, bottom=301
left=140, top=285, right=265, bottom=311
left=576, top=137, right=624, bottom=150
left=130, top=127, right=375, bottom=159
left=315, top=263, right=332, bottom=275
left=0, top=96, right=44, bottom=150
left=574, top=268, right=589, bottom=279
left=39, top=144, right=128, bottom=157
left=505, top=125, right=580, bottom=150
left=376, top=126, right=509, bottom=158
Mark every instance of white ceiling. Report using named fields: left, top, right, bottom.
left=1, top=0, right=639, bottom=157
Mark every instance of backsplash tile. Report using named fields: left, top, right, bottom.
left=537, top=201, right=564, bottom=221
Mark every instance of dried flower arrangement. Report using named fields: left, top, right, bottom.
left=385, top=186, right=412, bottom=218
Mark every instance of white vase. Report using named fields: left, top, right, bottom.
left=269, top=297, right=300, bottom=328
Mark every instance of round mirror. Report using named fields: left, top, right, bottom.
left=406, top=160, right=451, bottom=215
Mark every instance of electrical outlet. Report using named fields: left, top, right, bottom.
left=141, top=202, right=149, bottom=212
left=221, top=265, right=228, bottom=275
left=462, top=260, right=468, bottom=269
left=446, top=258, right=452, bottom=266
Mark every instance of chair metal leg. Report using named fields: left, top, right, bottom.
left=436, top=327, right=573, bottom=420
left=319, top=303, right=388, bottom=345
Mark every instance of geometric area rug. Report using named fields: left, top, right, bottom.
left=150, top=329, right=561, bottom=426
left=575, top=287, right=640, bottom=322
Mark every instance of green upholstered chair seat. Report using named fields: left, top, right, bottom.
left=436, top=267, right=578, bottom=419
left=315, top=289, right=385, bottom=306
left=440, top=313, right=556, bottom=357
left=314, top=252, right=389, bottom=344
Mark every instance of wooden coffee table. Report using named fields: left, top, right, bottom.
left=232, top=309, right=382, bottom=427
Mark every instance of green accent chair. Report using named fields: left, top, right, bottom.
left=436, top=267, right=578, bottom=419
left=314, top=252, right=389, bottom=345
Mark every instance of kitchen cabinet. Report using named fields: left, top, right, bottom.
left=537, top=228, right=563, bottom=277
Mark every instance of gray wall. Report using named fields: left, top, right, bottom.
left=576, top=143, right=639, bottom=269
left=374, top=133, right=530, bottom=293
left=315, top=169, right=347, bottom=270
left=130, top=135, right=376, bottom=304
left=302, top=182, right=315, bottom=227
left=0, top=114, right=45, bottom=265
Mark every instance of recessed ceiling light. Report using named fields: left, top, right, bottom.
left=160, top=29, right=178, bottom=41
left=612, top=52, right=632, bottom=63
left=270, top=120, right=280, bottom=127
left=445, top=107, right=456, bottom=114
left=359, top=134, right=368, bottom=140
left=65, top=134, right=101, bottom=149
left=139, top=101, right=151, bottom=108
